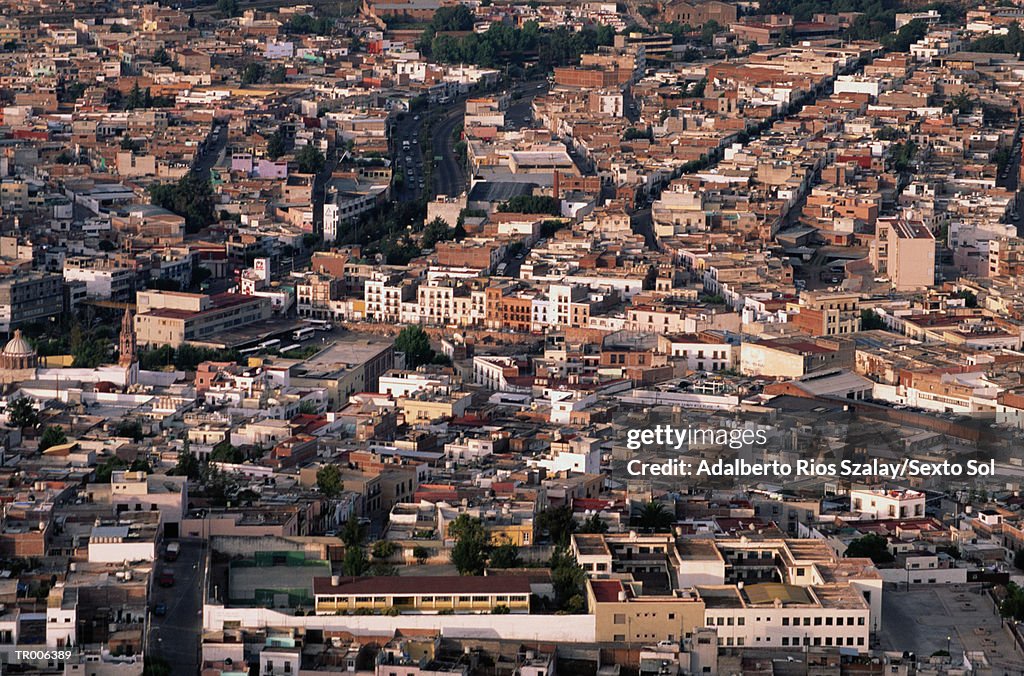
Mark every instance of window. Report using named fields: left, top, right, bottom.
left=614, top=614, right=626, bottom=624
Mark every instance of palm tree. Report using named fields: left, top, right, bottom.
left=638, top=501, right=674, bottom=532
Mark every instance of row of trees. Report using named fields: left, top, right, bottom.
left=421, top=22, right=615, bottom=70
left=498, top=195, right=561, bottom=215
left=139, top=344, right=241, bottom=371
left=447, top=513, right=588, bottom=613
left=148, top=173, right=217, bottom=233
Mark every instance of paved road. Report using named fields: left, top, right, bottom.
left=314, top=147, right=340, bottom=235
left=432, top=104, right=468, bottom=199
left=148, top=540, right=204, bottom=676
left=392, top=112, right=428, bottom=203
left=429, top=80, right=549, bottom=199
left=192, top=121, right=227, bottom=179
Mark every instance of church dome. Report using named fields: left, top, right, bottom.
left=2, top=330, right=34, bottom=358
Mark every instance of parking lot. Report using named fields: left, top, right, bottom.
left=880, top=585, right=1024, bottom=674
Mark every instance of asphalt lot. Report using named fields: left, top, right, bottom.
left=880, top=585, right=1024, bottom=674
left=148, top=540, right=204, bottom=676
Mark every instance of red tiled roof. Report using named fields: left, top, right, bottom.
left=590, top=579, right=627, bottom=603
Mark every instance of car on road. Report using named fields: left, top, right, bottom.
left=414, top=115, right=420, bottom=121
left=158, top=570, right=175, bottom=587
left=153, top=603, right=167, bottom=616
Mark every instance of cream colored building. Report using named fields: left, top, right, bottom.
left=134, top=291, right=272, bottom=348
left=870, top=218, right=935, bottom=291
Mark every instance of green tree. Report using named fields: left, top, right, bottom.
left=550, top=549, right=586, bottom=613
left=1000, top=582, right=1024, bottom=621
left=637, top=501, right=674, bottom=532
left=944, top=90, right=976, bottom=115
left=316, top=464, right=342, bottom=498
left=537, top=505, right=576, bottom=547
left=342, top=546, right=369, bottom=576
left=341, top=514, right=365, bottom=547
left=882, top=18, right=928, bottom=52
left=700, top=19, right=722, bottom=45
left=143, top=657, right=172, bottom=676
left=241, top=62, right=265, bottom=85
left=499, top=195, right=561, bottom=215
left=268, top=64, right=287, bottom=83
left=170, top=450, right=201, bottom=480
left=372, top=540, right=397, bottom=560
left=489, top=541, right=521, bottom=568
left=577, top=513, right=608, bottom=534
left=449, top=514, right=491, bottom=575
left=114, top=419, right=144, bottom=441
left=217, top=0, right=239, bottom=16
left=148, top=173, right=216, bottom=233
left=95, top=455, right=128, bottom=481
left=6, top=397, right=38, bottom=430
left=394, top=325, right=434, bottom=368
left=210, top=439, right=243, bottom=463
left=125, top=82, right=146, bottom=110
left=413, top=545, right=430, bottom=564
left=266, top=127, right=286, bottom=160
left=845, top=533, right=895, bottom=564
left=421, top=217, right=455, bottom=249
left=891, top=140, right=918, bottom=173
left=296, top=144, right=325, bottom=174
left=72, top=337, right=109, bottom=368
left=39, top=425, right=67, bottom=452
left=860, top=309, right=886, bottom=330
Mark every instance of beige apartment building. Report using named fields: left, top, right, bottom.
left=870, top=218, right=935, bottom=290
left=588, top=578, right=706, bottom=644
left=134, top=290, right=272, bottom=348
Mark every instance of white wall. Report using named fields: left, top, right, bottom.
left=203, top=604, right=596, bottom=642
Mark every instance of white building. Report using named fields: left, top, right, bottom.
left=850, top=488, right=925, bottom=520
left=87, top=525, right=157, bottom=563
left=473, top=355, right=518, bottom=390
left=698, top=583, right=871, bottom=652
left=527, top=435, right=601, bottom=474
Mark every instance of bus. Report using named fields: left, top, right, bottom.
left=304, top=319, right=333, bottom=331
left=258, top=339, right=281, bottom=350
left=239, top=346, right=260, bottom=355
left=279, top=344, right=302, bottom=354
left=293, top=326, right=316, bottom=341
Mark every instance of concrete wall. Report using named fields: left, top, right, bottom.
left=878, top=567, right=967, bottom=586
left=203, top=604, right=596, bottom=642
